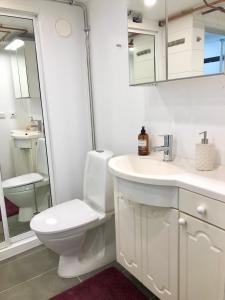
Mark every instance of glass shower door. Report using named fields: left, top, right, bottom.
left=0, top=171, right=10, bottom=249
left=0, top=14, right=52, bottom=246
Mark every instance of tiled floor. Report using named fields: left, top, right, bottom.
left=0, top=246, right=158, bottom=300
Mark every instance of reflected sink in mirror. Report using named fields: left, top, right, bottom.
left=11, top=130, right=42, bottom=149
left=11, top=130, right=42, bottom=140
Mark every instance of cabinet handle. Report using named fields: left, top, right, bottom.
left=178, top=218, right=186, bottom=226
left=196, top=206, right=206, bottom=215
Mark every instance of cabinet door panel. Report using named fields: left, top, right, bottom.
left=115, top=195, right=141, bottom=280
left=180, top=213, right=225, bottom=300
left=142, top=207, right=178, bottom=300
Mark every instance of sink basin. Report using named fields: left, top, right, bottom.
left=109, top=154, right=181, bottom=208
left=11, top=130, right=41, bottom=140
left=11, top=130, right=42, bottom=149
left=109, top=154, right=225, bottom=204
left=109, top=154, right=184, bottom=186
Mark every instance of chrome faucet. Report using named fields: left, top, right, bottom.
left=153, top=135, right=173, bottom=162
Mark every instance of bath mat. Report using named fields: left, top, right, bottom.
left=50, top=267, right=148, bottom=300
left=0, top=198, right=19, bottom=221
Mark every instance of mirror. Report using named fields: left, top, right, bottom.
left=167, top=0, right=225, bottom=79
left=128, top=0, right=167, bottom=84
left=0, top=15, right=51, bottom=239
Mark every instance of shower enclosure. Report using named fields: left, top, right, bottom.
left=0, top=12, right=54, bottom=253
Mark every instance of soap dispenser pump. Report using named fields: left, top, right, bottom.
left=195, top=131, right=215, bottom=171
left=200, top=131, right=208, bottom=144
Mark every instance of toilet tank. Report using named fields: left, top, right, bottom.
left=36, top=138, right=48, bottom=176
left=83, top=150, right=114, bottom=213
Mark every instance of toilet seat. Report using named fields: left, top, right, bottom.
left=30, top=199, right=100, bottom=235
left=2, top=173, right=44, bottom=189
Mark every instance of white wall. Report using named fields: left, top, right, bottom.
left=88, top=0, right=225, bottom=166
left=0, top=0, right=91, bottom=203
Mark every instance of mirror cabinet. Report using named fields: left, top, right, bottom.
left=128, top=0, right=225, bottom=85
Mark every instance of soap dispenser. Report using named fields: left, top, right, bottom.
left=195, top=131, right=215, bottom=171
left=138, top=126, right=150, bottom=156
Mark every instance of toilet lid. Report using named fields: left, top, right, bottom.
left=2, top=173, right=44, bottom=189
left=30, top=199, right=99, bottom=234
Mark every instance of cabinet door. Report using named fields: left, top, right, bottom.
left=180, top=212, right=225, bottom=300
left=142, top=207, right=178, bottom=300
left=115, top=195, right=142, bottom=280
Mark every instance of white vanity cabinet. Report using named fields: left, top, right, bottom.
left=142, top=206, right=178, bottom=300
left=114, top=195, right=142, bottom=280
left=109, top=154, right=225, bottom=300
left=114, top=183, right=225, bottom=300
left=179, top=212, right=225, bottom=300
left=179, top=189, right=225, bottom=300
left=114, top=188, right=179, bottom=300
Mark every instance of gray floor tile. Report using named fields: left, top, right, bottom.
left=0, top=268, right=79, bottom=300
left=0, top=245, right=46, bottom=268
left=0, top=248, right=59, bottom=292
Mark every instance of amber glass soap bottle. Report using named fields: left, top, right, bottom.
left=138, top=126, right=149, bottom=156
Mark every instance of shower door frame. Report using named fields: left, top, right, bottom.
left=0, top=9, right=56, bottom=253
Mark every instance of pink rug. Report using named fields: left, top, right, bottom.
left=50, top=267, right=148, bottom=300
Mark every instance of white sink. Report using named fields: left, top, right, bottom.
left=109, top=154, right=225, bottom=204
left=11, top=130, right=42, bottom=149
left=109, top=154, right=185, bottom=188
left=110, top=154, right=183, bottom=177
left=11, top=130, right=41, bottom=140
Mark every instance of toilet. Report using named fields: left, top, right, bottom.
left=30, top=150, right=116, bottom=278
left=3, top=138, right=50, bottom=222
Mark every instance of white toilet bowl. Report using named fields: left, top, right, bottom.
left=30, top=150, right=115, bottom=278
left=4, top=178, right=50, bottom=222
left=30, top=199, right=115, bottom=278
left=2, top=138, right=50, bottom=222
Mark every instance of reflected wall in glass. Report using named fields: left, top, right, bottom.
left=0, top=15, right=51, bottom=241
left=168, top=0, right=225, bottom=80
left=128, top=0, right=166, bottom=84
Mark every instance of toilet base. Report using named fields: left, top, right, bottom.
left=58, top=251, right=114, bottom=278
left=57, top=217, right=116, bottom=278
left=19, top=207, right=34, bottom=222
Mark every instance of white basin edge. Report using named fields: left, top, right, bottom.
left=109, top=155, right=225, bottom=203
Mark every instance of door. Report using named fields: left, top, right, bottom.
left=179, top=212, right=225, bottom=300
left=0, top=14, right=52, bottom=244
left=142, top=206, right=178, bottom=300
left=115, top=195, right=142, bottom=280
